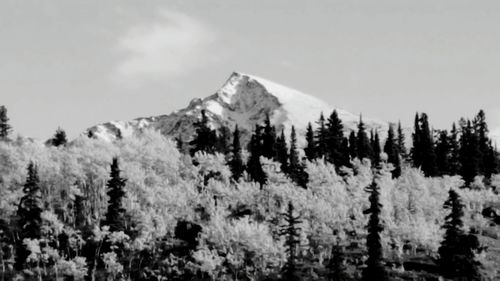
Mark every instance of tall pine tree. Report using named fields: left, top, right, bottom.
left=275, top=129, right=289, bottom=173
left=435, top=130, right=451, bottom=176
left=229, top=125, right=244, bottom=181
left=438, top=189, right=481, bottom=280
left=102, top=158, right=127, bottom=232
left=356, top=116, right=373, bottom=161
left=315, top=113, right=328, bottom=160
left=247, top=125, right=267, bottom=187
left=0, top=105, right=11, bottom=140
left=304, top=122, right=316, bottom=161
left=288, top=126, right=308, bottom=189
left=50, top=127, right=68, bottom=147
left=348, top=131, right=357, bottom=160
left=15, top=162, right=43, bottom=270
left=326, top=110, right=348, bottom=168
left=448, top=123, right=461, bottom=175
left=262, top=114, right=277, bottom=159
left=397, top=121, right=406, bottom=159
left=362, top=177, right=387, bottom=281
left=459, top=120, right=480, bottom=185
left=412, top=113, right=438, bottom=176
left=384, top=125, right=401, bottom=178
left=189, top=110, right=217, bottom=155
left=280, top=201, right=302, bottom=281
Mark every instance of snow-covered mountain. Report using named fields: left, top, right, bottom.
left=86, top=72, right=394, bottom=146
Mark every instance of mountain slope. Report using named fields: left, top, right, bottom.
left=87, top=72, right=393, bottom=146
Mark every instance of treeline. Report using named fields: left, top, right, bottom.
left=182, top=108, right=499, bottom=188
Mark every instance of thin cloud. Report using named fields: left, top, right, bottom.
left=114, top=10, right=215, bottom=84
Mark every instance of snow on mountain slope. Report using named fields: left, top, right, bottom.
left=86, top=72, right=394, bottom=146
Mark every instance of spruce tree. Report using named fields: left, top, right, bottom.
left=356, top=116, right=373, bottom=161
left=247, top=125, right=267, bottom=187
left=0, top=105, right=12, bottom=140
left=448, top=123, right=461, bottom=175
left=51, top=127, right=68, bottom=147
left=315, top=113, right=328, bottom=159
left=384, top=125, right=401, bottom=178
left=229, top=125, right=245, bottom=181
left=397, top=121, right=406, bottom=158
left=484, top=141, right=499, bottom=179
left=262, top=114, right=277, bottom=159
left=372, top=131, right=382, bottom=165
left=280, top=201, right=302, bottom=281
left=304, top=122, right=316, bottom=161
left=435, top=130, right=451, bottom=176
left=15, top=162, right=43, bottom=270
left=189, top=110, right=217, bottom=155
left=348, top=131, right=357, bottom=160
left=439, top=189, right=482, bottom=280
left=474, top=110, right=489, bottom=175
left=326, top=110, right=348, bottom=168
left=326, top=241, right=349, bottom=281
left=275, top=129, right=289, bottom=173
left=288, top=126, right=308, bottom=189
left=362, top=178, right=387, bottom=281
left=102, top=158, right=127, bottom=232
left=459, top=120, right=480, bottom=185
left=412, top=113, right=438, bottom=176
left=215, top=125, right=232, bottom=155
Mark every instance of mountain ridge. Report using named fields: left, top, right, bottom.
left=86, top=72, right=397, bottom=146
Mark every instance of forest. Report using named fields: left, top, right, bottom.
left=0, top=104, right=499, bottom=280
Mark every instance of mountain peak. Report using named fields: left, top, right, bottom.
left=86, top=72, right=392, bottom=146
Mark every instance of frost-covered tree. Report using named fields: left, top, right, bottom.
left=15, top=161, right=43, bottom=270
left=0, top=105, right=11, bottom=140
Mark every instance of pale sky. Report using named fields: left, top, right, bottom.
left=1, top=0, right=500, bottom=141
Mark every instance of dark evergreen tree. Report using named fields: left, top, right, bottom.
left=438, top=190, right=482, bottom=280
left=102, top=158, right=127, bottom=232
left=384, top=125, right=401, bottom=178
left=326, top=241, right=349, bottom=281
left=397, top=121, right=406, bottom=159
left=362, top=178, right=387, bottom=281
left=348, top=131, right=357, bottom=160
left=435, top=130, right=451, bottom=176
left=275, top=129, right=289, bottom=173
left=326, top=110, right=348, bottom=168
left=484, top=141, right=499, bottom=179
left=288, top=126, right=308, bottom=189
left=74, top=194, right=87, bottom=230
left=189, top=110, right=217, bottom=155
left=229, top=125, right=244, bottom=181
left=247, top=125, right=266, bottom=187
left=304, top=122, right=316, bottom=161
left=356, top=116, right=373, bottom=161
left=459, top=120, right=480, bottom=185
left=0, top=105, right=12, bottom=140
left=412, top=113, right=438, bottom=177
left=372, top=131, right=382, bottom=165
left=280, top=201, right=302, bottom=281
left=474, top=110, right=489, bottom=175
left=15, top=162, right=43, bottom=270
left=315, top=113, right=328, bottom=159
left=50, top=127, right=68, bottom=147
left=262, top=114, right=277, bottom=159
left=448, top=123, right=461, bottom=175
left=215, top=125, right=232, bottom=155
